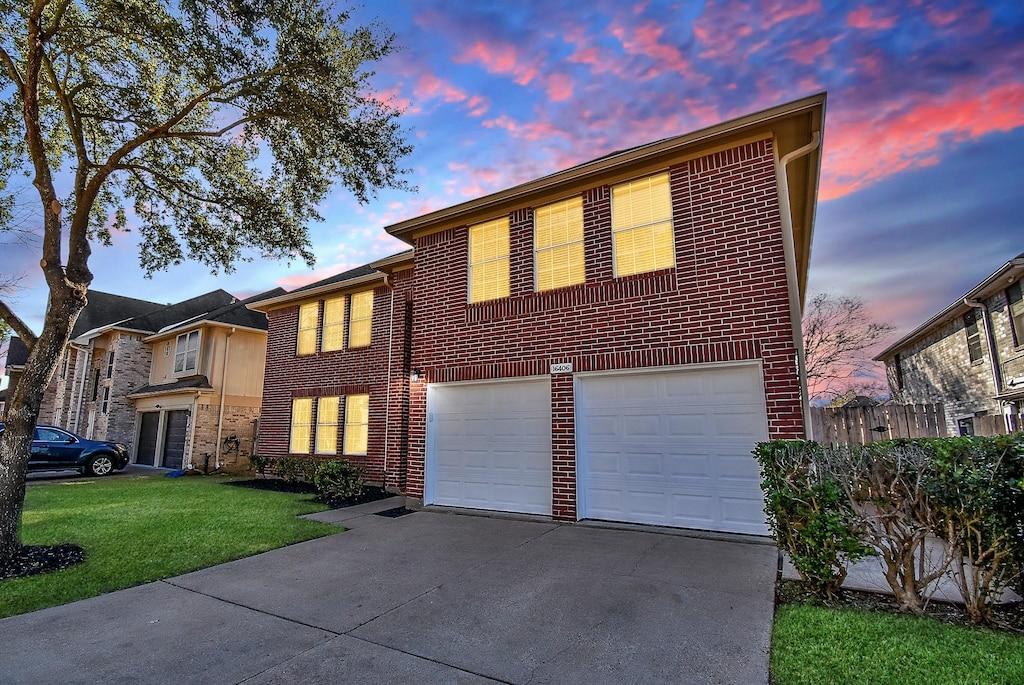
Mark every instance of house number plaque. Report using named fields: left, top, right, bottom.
left=550, top=363, right=573, bottom=374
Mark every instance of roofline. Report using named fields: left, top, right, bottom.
left=369, top=250, right=415, bottom=271
left=246, top=271, right=385, bottom=312
left=386, top=93, right=827, bottom=240
left=127, top=386, right=215, bottom=400
left=143, top=320, right=268, bottom=343
left=875, top=254, right=1024, bottom=361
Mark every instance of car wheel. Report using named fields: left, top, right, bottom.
left=85, top=454, right=115, bottom=477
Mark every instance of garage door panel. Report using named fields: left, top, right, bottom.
left=428, top=379, right=552, bottom=516
left=578, top=365, right=769, bottom=535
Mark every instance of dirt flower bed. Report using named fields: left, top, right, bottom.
left=776, top=578, right=1024, bottom=635
left=1, top=544, right=85, bottom=581
left=225, top=478, right=394, bottom=509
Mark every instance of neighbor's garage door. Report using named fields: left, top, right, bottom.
left=426, top=378, right=552, bottom=515
left=577, top=364, right=769, bottom=535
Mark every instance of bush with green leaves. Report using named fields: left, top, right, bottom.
left=313, top=460, right=365, bottom=501
left=249, top=454, right=270, bottom=476
left=754, top=440, right=872, bottom=600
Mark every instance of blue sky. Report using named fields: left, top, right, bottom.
left=2, top=0, right=1023, bottom=386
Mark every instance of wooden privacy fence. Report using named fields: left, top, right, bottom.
left=810, top=404, right=947, bottom=446
left=976, top=413, right=1024, bottom=437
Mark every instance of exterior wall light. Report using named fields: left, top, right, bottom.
left=411, top=369, right=423, bottom=383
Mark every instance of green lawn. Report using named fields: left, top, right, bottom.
left=1, top=474, right=338, bottom=618
left=772, top=603, right=1024, bottom=685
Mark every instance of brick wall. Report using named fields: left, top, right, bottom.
left=407, top=138, right=803, bottom=511
left=192, top=402, right=260, bottom=472
left=258, top=269, right=413, bottom=488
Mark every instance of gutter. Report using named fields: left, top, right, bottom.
left=246, top=272, right=385, bottom=312
left=775, top=131, right=821, bottom=440
left=214, top=327, right=236, bottom=470
left=383, top=275, right=395, bottom=486
left=964, top=297, right=1006, bottom=428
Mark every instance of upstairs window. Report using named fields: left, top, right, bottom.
left=105, top=350, right=115, bottom=379
left=60, top=351, right=70, bottom=379
left=297, top=303, right=319, bottom=355
left=101, top=387, right=110, bottom=414
left=893, top=354, right=904, bottom=391
left=344, top=394, right=369, bottom=455
left=174, top=331, right=200, bottom=374
left=315, top=396, right=340, bottom=455
left=535, top=197, right=585, bottom=291
left=611, top=172, right=675, bottom=277
left=469, top=217, right=510, bottom=303
left=322, top=297, right=346, bottom=352
left=348, top=291, right=374, bottom=348
left=289, top=397, right=313, bottom=454
left=1008, top=282, right=1024, bottom=346
left=964, top=311, right=984, bottom=363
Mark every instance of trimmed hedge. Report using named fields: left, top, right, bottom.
left=248, top=455, right=365, bottom=502
left=756, top=434, right=1024, bottom=622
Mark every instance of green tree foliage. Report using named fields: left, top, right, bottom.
left=0, top=0, right=412, bottom=561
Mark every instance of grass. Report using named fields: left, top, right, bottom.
left=772, top=603, right=1024, bottom=685
left=1, top=474, right=338, bottom=618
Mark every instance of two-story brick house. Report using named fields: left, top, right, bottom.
left=875, top=252, right=1024, bottom=436
left=252, top=94, right=825, bottom=536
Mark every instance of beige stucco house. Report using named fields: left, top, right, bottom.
left=875, top=252, right=1024, bottom=436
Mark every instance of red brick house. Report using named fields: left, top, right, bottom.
left=251, top=94, right=825, bottom=536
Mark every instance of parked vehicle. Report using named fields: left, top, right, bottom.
left=0, top=423, right=129, bottom=476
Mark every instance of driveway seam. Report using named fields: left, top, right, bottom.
left=340, top=633, right=514, bottom=684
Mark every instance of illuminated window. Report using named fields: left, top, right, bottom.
left=322, top=297, right=346, bottom=352
left=289, top=398, right=313, bottom=454
left=174, top=331, right=200, bottom=374
left=315, top=396, right=339, bottom=455
left=348, top=291, right=374, bottom=348
left=297, top=303, right=319, bottom=355
left=343, top=394, right=369, bottom=455
left=611, top=172, right=675, bottom=277
left=535, top=197, right=585, bottom=291
left=469, top=217, right=510, bottom=303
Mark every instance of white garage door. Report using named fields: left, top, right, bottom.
left=577, top=364, right=769, bottom=535
left=426, top=378, right=552, bottom=515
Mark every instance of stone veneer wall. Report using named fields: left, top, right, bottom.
left=191, top=403, right=261, bottom=473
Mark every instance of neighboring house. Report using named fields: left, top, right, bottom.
left=875, top=252, right=1024, bottom=436
left=248, top=253, right=414, bottom=488
left=127, top=289, right=283, bottom=472
left=251, top=94, right=825, bottom=536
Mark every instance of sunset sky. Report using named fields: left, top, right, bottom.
left=2, top=0, right=1023, bottom=387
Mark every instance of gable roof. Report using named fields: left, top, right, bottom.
left=148, top=288, right=286, bottom=339
left=113, top=290, right=238, bottom=335
left=71, top=291, right=165, bottom=338
left=5, top=336, right=29, bottom=368
left=874, top=252, right=1024, bottom=361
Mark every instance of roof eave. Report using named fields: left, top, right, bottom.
left=246, top=271, right=386, bottom=312
left=143, top=320, right=268, bottom=343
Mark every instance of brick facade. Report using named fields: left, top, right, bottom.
left=404, top=139, right=803, bottom=509
left=886, top=287, right=1024, bottom=435
left=258, top=269, right=414, bottom=489
left=192, top=402, right=261, bottom=472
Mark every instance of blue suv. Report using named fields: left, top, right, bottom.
left=0, top=423, right=129, bottom=476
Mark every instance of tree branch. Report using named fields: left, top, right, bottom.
left=0, top=45, right=25, bottom=91
left=0, top=301, right=38, bottom=350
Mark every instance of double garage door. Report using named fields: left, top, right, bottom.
left=425, top=364, right=770, bottom=535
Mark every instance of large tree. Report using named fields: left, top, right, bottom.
left=0, top=0, right=411, bottom=563
left=803, top=292, right=896, bottom=402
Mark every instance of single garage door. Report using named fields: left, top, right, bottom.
left=577, top=364, right=769, bottom=535
left=135, top=412, right=160, bottom=466
left=426, top=378, right=552, bottom=515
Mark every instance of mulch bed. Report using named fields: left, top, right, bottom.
left=1, top=543, right=85, bottom=581
left=776, top=578, right=1024, bottom=634
left=224, top=478, right=395, bottom=510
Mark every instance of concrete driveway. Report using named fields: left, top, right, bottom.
left=0, top=503, right=778, bottom=684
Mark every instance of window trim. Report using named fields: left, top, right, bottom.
left=348, top=290, right=374, bottom=349
left=1007, top=281, right=1024, bottom=348
left=322, top=297, right=346, bottom=353
left=964, top=311, right=984, bottom=363
left=314, top=396, right=340, bottom=455
left=343, top=393, right=370, bottom=456
left=534, top=196, right=586, bottom=292
left=296, top=302, right=320, bottom=356
left=105, top=350, right=115, bottom=379
left=173, top=330, right=201, bottom=376
left=288, top=397, right=313, bottom=454
left=101, top=386, right=111, bottom=414
left=610, top=171, right=675, bottom=278
left=468, top=216, right=511, bottom=303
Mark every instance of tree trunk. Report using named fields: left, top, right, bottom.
left=0, top=287, right=86, bottom=561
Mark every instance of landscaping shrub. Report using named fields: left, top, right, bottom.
left=313, top=460, right=365, bottom=501
left=249, top=454, right=270, bottom=476
left=754, top=440, right=872, bottom=600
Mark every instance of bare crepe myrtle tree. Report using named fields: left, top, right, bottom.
left=0, top=0, right=412, bottom=563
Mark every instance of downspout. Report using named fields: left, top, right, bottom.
left=71, top=343, right=92, bottom=433
left=383, top=274, right=395, bottom=488
left=775, top=131, right=821, bottom=440
left=215, top=327, right=236, bottom=470
left=964, top=298, right=1005, bottom=428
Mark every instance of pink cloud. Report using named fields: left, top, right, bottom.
left=277, top=264, right=361, bottom=291
left=846, top=6, right=897, bottom=30
left=481, top=115, right=564, bottom=142
left=610, top=20, right=702, bottom=82
left=455, top=40, right=540, bottom=86
left=788, top=37, right=832, bottom=65
left=545, top=73, right=575, bottom=101
left=821, top=81, right=1024, bottom=201
left=414, top=72, right=468, bottom=103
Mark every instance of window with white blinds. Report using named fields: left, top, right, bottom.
left=297, top=303, right=319, bottom=355
left=344, top=394, right=369, bottom=455
left=348, top=291, right=374, bottom=348
left=611, top=172, right=675, bottom=277
left=469, top=217, right=510, bottom=303
left=535, top=197, right=585, bottom=291
left=315, top=396, right=339, bottom=454
left=322, top=298, right=346, bottom=352
left=289, top=397, right=313, bottom=453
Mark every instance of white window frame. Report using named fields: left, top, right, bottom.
left=173, top=330, right=201, bottom=375
left=289, top=397, right=313, bottom=454
left=468, top=217, right=511, bottom=303
left=315, top=396, right=340, bottom=455
left=348, top=291, right=374, bottom=348
left=534, top=197, right=586, bottom=292
left=610, top=171, right=675, bottom=278
left=343, top=394, right=370, bottom=456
